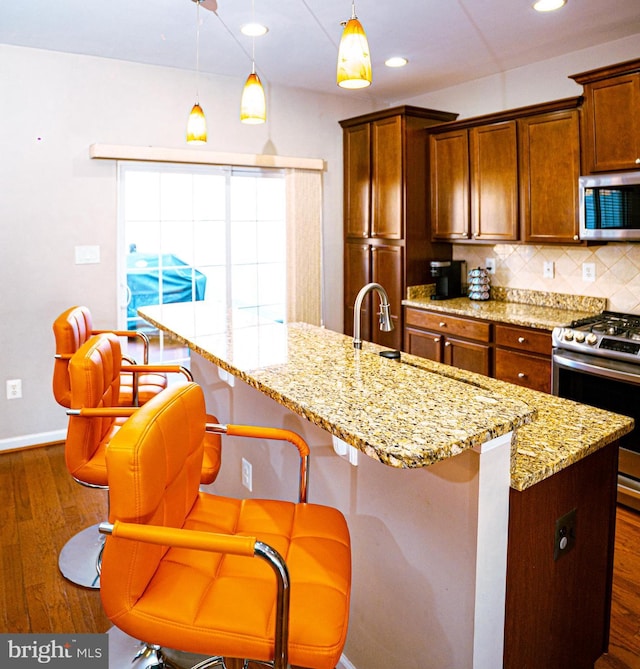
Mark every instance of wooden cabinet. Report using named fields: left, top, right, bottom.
left=404, top=309, right=553, bottom=391
left=470, top=121, right=519, bottom=242
left=404, top=307, right=491, bottom=375
left=570, top=59, right=640, bottom=173
left=341, top=106, right=457, bottom=350
left=505, top=441, right=618, bottom=668
left=518, top=108, right=581, bottom=244
left=428, top=99, right=582, bottom=245
left=429, top=121, right=518, bottom=242
left=429, top=128, right=470, bottom=240
left=344, top=242, right=372, bottom=342
left=494, top=323, right=552, bottom=393
left=343, top=123, right=371, bottom=239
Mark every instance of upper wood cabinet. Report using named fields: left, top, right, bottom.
left=570, top=59, right=640, bottom=173
left=343, top=123, right=371, bottom=238
left=341, top=106, right=457, bottom=348
left=470, top=121, right=519, bottom=242
left=429, top=121, right=518, bottom=242
left=428, top=98, right=583, bottom=245
left=429, top=128, right=470, bottom=240
left=518, top=108, right=581, bottom=244
left=371, top=115, right=403, bottom=239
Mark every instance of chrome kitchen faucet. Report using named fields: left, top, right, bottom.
left=352, top=282, right=393, bottom=349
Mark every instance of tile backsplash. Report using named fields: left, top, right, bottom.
left=455, top=243, right=640, bottom=315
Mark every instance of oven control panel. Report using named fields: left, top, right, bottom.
left=552, top=326, right=640, bottom=362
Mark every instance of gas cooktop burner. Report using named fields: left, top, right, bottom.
left=553, top=311, right=640, bottom=364
left=591, top=323, right=625, bottom=336
left=572, top=312, right=640, bottom=336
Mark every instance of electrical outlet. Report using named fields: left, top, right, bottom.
left=6, top=379, right=22, bottom=400
left=241, top=457, right=253, bottom=491
left=485, top=258, right=496, bottom=275
left=554, top=508, right=577, bottom=560
left=543, top=261, right=555, bottom=279
left=582, top=262, right=596, bottom=282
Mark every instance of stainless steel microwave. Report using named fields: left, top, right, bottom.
left=579, top=172, right=640, bottom=241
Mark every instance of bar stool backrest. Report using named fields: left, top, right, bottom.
left=53, top=305, right=93, bottom=408
left=66, top=333, right=123, bottom=486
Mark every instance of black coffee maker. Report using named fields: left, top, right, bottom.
left=430, top=260, right=464, bottom=300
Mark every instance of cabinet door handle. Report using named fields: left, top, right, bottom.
left=433, top=337, right=441, bottom=343
left=573, top=235, right=579, bottom=241
left=444, top=341, right=451, bottom=347
left=439, top=322, right=447, bottom=328
left=636, top=158, right=640, bottom=164
left=518, top=337, right=526, bottom=344
left=518, top=372, right=526, bottom=378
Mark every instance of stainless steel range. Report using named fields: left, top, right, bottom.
left=552, top=311, right=640, bottom=510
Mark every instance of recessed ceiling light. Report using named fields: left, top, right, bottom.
left=533, top=0, right=566, bottom=12
left=385, top=57, right=408, bottom=68
left=241, top=22, right=268, bottom=37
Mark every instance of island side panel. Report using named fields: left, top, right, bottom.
left=191, top=352, right=511, bottom=669
left=504, top=440, right=618, bottom=669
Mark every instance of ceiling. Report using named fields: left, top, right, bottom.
left=1, top=0, right=639, bottom=103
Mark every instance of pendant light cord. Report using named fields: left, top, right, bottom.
left=251, top=0, right=256, bottom=75
left=195, top=0, right=201, bottom=103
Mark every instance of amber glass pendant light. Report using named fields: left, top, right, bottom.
left=240, top=65, right=266, bottom=123
left=240, top=0, right=266, bottom=124
left=337, top=1, right=372, bottom=89
left=187, top=0, right=207, bottom=143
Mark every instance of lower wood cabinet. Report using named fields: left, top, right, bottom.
left=505, top=441, right=617, bottom=668
left=404, top=307, right=491, bottom=376
left=494, top=323, right=552, bottom=393
left=404, top=307, right=553, bottom=391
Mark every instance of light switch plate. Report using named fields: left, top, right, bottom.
left=75, top=245, right=101, bottom=264
left=543, top=261, right=555, bottom=279
left=485, top=258, right=496, bottom=275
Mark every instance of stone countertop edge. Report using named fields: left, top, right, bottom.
left=139, top=306, right=633, bottom=492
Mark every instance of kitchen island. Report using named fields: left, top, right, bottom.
left=139, top=302, right=633, bottom=669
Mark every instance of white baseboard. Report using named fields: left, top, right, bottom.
left=337, top=654, right=357, bottom=669
left=0, top=429, right=66, bottom=453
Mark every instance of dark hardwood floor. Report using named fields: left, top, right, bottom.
left=0, top=443, right=110, bottom=634
left=2, top=443, right=640, bottom=668
left=596, top=505, right=640, bottom=669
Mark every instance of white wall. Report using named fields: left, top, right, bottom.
left=0, top=44, right=375, bottom=446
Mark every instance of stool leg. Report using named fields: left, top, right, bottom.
left=58, top=523, right=104, bottom=589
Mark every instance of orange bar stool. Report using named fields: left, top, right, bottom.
left=99, top=382, right=351, bottom=669
left=60, top=332, right=222, bottom=590
left=53, top=305, right=168, bottom=407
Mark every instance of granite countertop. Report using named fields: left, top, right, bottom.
left=138, top=302, right=633, bottom=491
left=403, top=286, right=607, bottom=330
left=395, top=355, right=633, bottom=490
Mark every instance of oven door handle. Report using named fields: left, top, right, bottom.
left=553, top=350, right=640, bottom=386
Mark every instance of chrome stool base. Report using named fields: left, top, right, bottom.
left=58, top=522, right=104, bottom=589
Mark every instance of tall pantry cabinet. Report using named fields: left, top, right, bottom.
left=340, top=106, right=456, bottom=350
